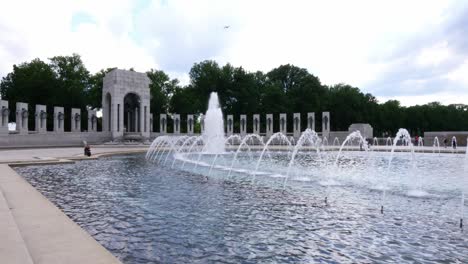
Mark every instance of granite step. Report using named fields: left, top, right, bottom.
left=0, top=188, right=34, bottom=264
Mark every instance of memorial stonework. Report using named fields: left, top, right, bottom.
left=293, top=113, right=301, bottom=138
left=16, top=102, right=28, bottom=135
left=307, top=112, right=315, bottom=131
left=279, top=113, right=287, bottom=135
left=54, top=106, right=64, bottom=133
left=1, top=100, right=9, bottom=135
left=201, top=115, right=205, bottom=133
left=187, top=114, right=194, bottom=134
left=266, top=114, right=273, bottom=137
left=35, top=105, right=47, bottom=134
left=71, top=108, right=81, bottom=132
left=102, top=69, right=151, bottom=140
left=348, top=123, right=373, bottom=139
left=253, top=114, right=260, bottom=135
left=160, top=114, right=167, bottom=134
left=240, top=115, right=247, bottom=136
left=322, top=111, right=330, bottom=139
left=226, top=115, right=233, bottom=135
left=88, top=109, right=98, bottom=132
left=149, top=113, right=153, bottom=133
left=173, top=114, right=181, bottom=134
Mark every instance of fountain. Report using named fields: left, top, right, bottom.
left=433, top=136, right=441, bottom=155
left=202, top=92, right=225, bottom=154
left=146, top=95, right=467, bottom=232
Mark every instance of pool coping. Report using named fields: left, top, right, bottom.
left=0, top=148, right=148, bottom=264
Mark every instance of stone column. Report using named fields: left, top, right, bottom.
left=160, top=114, right=167, bottom=134
left=187, top=114, right=194, bottom=135
left=71, top=108, right=81, bottom=132
left=266, top=114, right=273, bottom=137
left=173, top=114, right=180, bottom=134
left=35, top=105, right=47, bottom=134
left=149, top=113, right=153, bottom=133
left=201, top=115, right=205, bottom=133
left=0, top=100, right=10, bottom=135
left=111, top=98, right=124, bottom=140
left=293, top=113, right=301, bottom=138
left=226, top=115, right=233, bottom=135
left=54, top=106, right=64, bottom=133
left=307, top=112, right=315, bottom=131
left=322, top=111, right=330, bottom=139
left=87, top=109, right=97, bottom=132
left=240, top=114, right=247, bottom=136
left=252, top=114, right=260, bottom=135
left=141, top=104, right=150, bottom=138
left=279, top=113, right=287, bottom=135
left=134, top=107, right=139, bottom=132
left=16, top=102, right=28, bottom=135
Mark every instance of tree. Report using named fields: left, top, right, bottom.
left=0, top=58, right=58, bottom=129
left=48, top=54, right=91, bottom=131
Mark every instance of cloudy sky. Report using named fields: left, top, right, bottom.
left=1, top=0, right=468, bottom=106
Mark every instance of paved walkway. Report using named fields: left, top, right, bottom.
left=0, top=146, right=149, bottom=264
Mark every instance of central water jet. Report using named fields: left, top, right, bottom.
left=202, top=92, right=225, bottom=154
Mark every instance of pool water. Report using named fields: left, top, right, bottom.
left=17, top=154, right=468, bottom=263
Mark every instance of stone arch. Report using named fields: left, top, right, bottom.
left=123, top=92, right=141, bottom=133
left=102, top=69, right=151, bottom=140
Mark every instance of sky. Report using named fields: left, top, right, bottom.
left=1, top=0, right=468, bottom=106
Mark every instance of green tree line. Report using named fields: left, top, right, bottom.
left=1, top=54, right=467, bottom=135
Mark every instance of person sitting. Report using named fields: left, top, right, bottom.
left=84, top=144, right=92, bottom=157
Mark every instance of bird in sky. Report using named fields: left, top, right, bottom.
left=224, top=25, right=230, bottom=29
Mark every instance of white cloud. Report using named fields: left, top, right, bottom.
left=416, top=42, right=452, bottom=67
left=445, top=59, right=468, bottom=85
left=1, top=0, right=467, bottom=106
left=0, top=0, right=157, bottom=76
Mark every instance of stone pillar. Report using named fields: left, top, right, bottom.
left=134, top=107, right=139, bottom=132
left=266, top=114, right=273, bottom=137
left=293, top=113, right=301, bottom=138
left=141, top=104, right=150, bottom=138
left=252, top=114, right=260, bottom=135
left=201, top=115, right=205, bottom=133
left=160, top=114, right=167, bottom=134
left=187, top=114, right=194, bottom=135
left=16, top=102, right=28, bottom=135
left=173, top=114, right=180, bottom=134
left=140, top=103, right=153, bottom=139
left=226, top=115, right=233, bottom=135
left=0, top=100, right=10, bottom=135
left=149, top=113, right=153, bottom=133
left=87, top=109, right=97, bottom=132
left=322, top=111, right=330, bottom=139
left=279, top=113, right=287, bottom=135
left=110, top=98, right=124, bottom=139
left=35, top=105, right=47, bottom=134
left=71, top=108, right=81, bottom=132
left=307, top=112, right=315, bottom=131
left=240, top=114, right=247, bottom=136
left=54, top=106, right=64, bottom=133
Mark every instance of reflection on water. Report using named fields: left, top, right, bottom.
left=17, top=154, right=467, bottom=263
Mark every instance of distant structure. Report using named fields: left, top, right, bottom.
left=0, top=69, right=380, bottom=148
left=102, top=69, right=151, bottom=141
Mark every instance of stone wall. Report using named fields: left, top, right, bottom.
left=423, top=131, right=468, bottom=147
left=0, top=132, right=111, bottom=149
